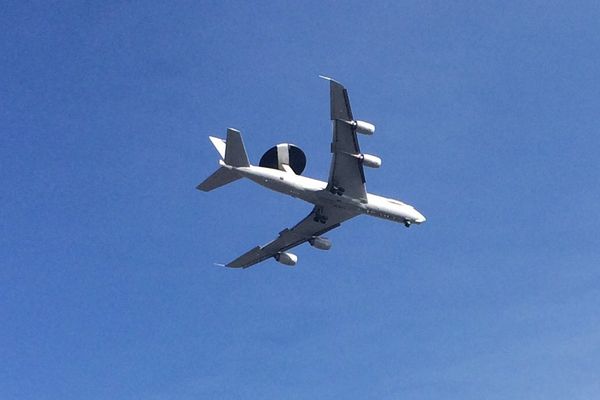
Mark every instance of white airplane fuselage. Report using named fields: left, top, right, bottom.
left=225, top=162, right=426, bottom=226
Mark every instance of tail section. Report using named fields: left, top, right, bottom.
left=224, top=128, right=250, bottom=167
left=208, top=136, right=226, bottom=159
left=196, top=163, right=240, bottom=191
left=197, top=128, right=250, bottom=192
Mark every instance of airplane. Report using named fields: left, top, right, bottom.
left=197, top=77, right=426, bottom=268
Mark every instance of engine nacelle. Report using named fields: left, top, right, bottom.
left=275, top=252, right=297, bottom=266
left=309, top=236, right=332, bottom=251
left=359, top=153, right=382, bottom=168
left=351, top=120, right=375, bottom=135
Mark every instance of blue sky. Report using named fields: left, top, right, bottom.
left=2, top=1, right=600, bottom=399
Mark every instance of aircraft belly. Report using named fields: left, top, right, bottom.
left=314, top=190, right=366, bottom=214
left=364, top=200, right=412, bottom=223
left=245, top=172, right=317, bottom=203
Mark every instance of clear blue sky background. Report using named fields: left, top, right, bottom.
left=2, top=1, right=600, bottom=399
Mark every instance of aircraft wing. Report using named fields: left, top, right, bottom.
left=226, top=205, right=358, bottom=268
left=324, top=77, right=368, bottom=202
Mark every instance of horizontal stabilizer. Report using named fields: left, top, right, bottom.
left=196, top=167, right=240, bottom=192
left=209, top=136, right=226, bottom=159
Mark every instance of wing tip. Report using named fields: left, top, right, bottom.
left=319, top=74, right=344, bottom=87
left=225, top=246, right=263, bottom=269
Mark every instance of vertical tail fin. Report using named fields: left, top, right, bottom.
left=224, top=128, right=250, bottom=167
left=197, top=128, right=250, bottom=192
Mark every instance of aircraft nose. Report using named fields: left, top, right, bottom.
left=413, top=210, right=426, bottom=224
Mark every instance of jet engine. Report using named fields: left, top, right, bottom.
left=259, top=143, right=306, bottom=175
left=359, top=153, right=382, bottom=168
left=309, top=236, right=332, bottom=250
left=350, top=120, right=375, bottom=135
left=347, top=152, right=381, bottom=168
left=275, top=252, right=297, bottom=266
